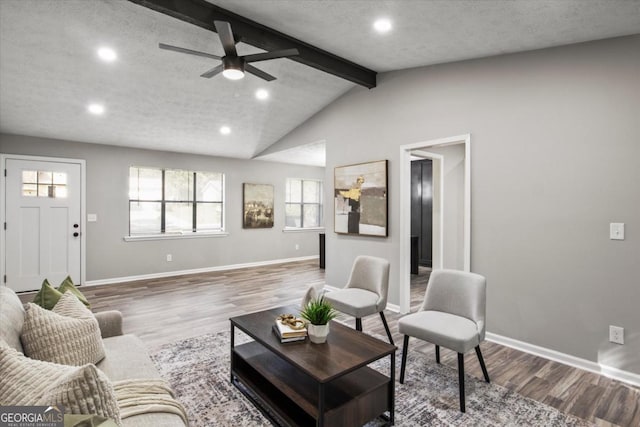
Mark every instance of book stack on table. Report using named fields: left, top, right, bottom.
left=273, top=317, right=307, bottom=343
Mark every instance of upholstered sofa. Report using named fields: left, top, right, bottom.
left=0, top=286, right=186, bottom=427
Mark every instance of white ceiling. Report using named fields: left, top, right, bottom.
left=1, top=0, right=639, bottom=166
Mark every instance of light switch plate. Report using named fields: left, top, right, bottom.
left=610, top=223, right=625, bottom=240
left=87, top=214, right=97, bottom=222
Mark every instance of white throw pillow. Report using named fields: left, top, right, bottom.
left=0, top=341, right=121, bottom=424
left=21, top=292, right=105, bottom=366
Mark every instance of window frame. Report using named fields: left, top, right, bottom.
left=127, top=166, right=225, bottom=238
left=284, top=178, right=324, bottom=230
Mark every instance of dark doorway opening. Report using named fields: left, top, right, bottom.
left=411, top=159, right=433, bottom=269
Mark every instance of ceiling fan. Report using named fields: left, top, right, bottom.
left=159, top=20, right=299, bottom=82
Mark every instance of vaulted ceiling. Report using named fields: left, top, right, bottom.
left=1, top=0, right=639, bottom=166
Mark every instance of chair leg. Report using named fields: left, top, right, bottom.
left=355, top=317, right=362, bottom=331
left=475, top=345, right=490, bottom=383
left=400, top=335, right=409, bottom=384
left=435, top=345, right=440, bottom=364
left=458, top=353, right=466, bottom=412
left=379, top=312, right=395, bottom=345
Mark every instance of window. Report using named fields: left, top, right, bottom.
left=285, top=178, right=323, bottom=228
left=129, top=166, right=224, bottom=235
left=22, top=170, right=67, bottom=198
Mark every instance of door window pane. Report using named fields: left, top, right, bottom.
left=54, top=185, right=68, bottom=198
left=38, top=184, right=50, bottom=197
left=53, top=172, right=67, bottom=185
left=38, top=171, right=52, bottom=183
left=22, top=170, right=37, bottom=183
left=22, top=184, right=37, bottom=197
left=22, top=170, right=67, bottom=198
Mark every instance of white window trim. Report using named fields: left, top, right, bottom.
left=128, top=166, right=225, bottom=237
left=123, top=230, right=229, bottom=242
left=282, top=227, right=325, bottom=233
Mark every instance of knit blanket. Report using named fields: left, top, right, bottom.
left=113, top=379, right=188, bottom=425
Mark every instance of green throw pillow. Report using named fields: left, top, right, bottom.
left=32, top=279, right=63, bottom=310
left=32, top=276, right=90, bottom=310
left=58, top=276, right=90, bottom=308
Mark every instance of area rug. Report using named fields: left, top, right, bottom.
left=150, top=331, right=593, bottom=426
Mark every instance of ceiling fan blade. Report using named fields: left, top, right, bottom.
left=214, top=21, right=238, bottom=57
left=243, top=48, right=299, bottom=63
left=200, top=64, right=224, bottom=78
left=158, top=43, right=221, bottom=60
left=245, top=64, right=276, bottom=82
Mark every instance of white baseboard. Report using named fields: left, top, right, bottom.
left=84, top=255, right=319, bottom=287
left=486, top=332, right=640, bottom=388
left=386, top=302, right=400, bottom=313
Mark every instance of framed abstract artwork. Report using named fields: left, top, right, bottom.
left=243, top=183, right=274, bottom=228
left=334, top=160, right=388, bottom=237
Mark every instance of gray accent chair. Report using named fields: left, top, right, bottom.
left=323, top=255, right=394, bottom=345
left=300, top=282, right=325, bottom=310
left=398, top=269, right=490, bottom=412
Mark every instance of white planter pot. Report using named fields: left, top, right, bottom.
left=307, top=323, right=330, bottom=344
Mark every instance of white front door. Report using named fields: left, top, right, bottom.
left=4, top=157, right=82, bottom=292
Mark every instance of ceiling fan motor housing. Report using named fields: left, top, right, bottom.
left=223, top=55, right=245, bottom=73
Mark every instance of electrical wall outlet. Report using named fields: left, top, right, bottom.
left=609, top=325, right=624, bottom=345
left=166, top=254, right=172, bottom=262
left=295, top=244, right=300, bottom=250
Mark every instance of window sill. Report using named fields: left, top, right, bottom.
left=123, top=231, right=229, bottom=242
left=282, top=227, right=325, bottom=233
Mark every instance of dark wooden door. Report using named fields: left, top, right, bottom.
left=411, top=159, right=433, bottom=267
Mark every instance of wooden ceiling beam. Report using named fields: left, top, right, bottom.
left=127, top=0, right=377, bottom=88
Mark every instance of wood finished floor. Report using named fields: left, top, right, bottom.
left=18, top=260, right=639, bottom=426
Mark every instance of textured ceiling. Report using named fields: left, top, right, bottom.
left=0, top=0, right=353, bottom=160
left=1, top=0, right=639, bottom=166
left=214, top=0, right=640, bottom=72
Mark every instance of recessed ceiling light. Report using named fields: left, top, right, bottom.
left=373, top=18, right=392, bottom=33
left=220, top=126, right=231, bottom=135
left=255, top=89, right=269, bottom=100
left=97, top=47, right=117, bottom=62
left=87, top=103, right=105, bottom=115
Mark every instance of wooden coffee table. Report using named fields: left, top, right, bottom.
left=230, top=305, right=396, bottom=426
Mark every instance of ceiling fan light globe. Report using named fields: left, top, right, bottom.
left=222, top=68, right=245, bottom=80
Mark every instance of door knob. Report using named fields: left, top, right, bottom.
left=73, top=232, right=79, bottom=237
left=73, top=224, right=79, bottom=228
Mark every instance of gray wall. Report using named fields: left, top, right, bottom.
left=0, top=134, right=324, bottom=281
left=268, top=36, right=640, bottom=374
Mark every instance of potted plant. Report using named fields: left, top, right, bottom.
left=300, top=296, right=337, bottom=344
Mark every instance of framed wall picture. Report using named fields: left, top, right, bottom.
left=334, top=160, right=388, bottom=237
left=243, top=183, right=274, bottom=228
